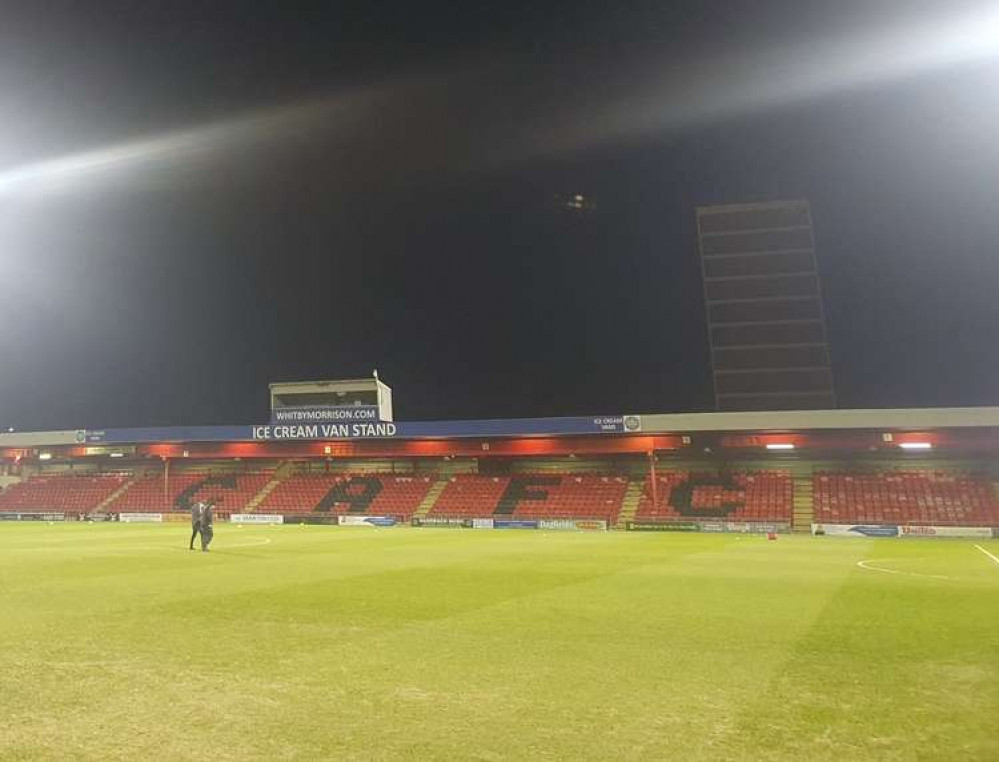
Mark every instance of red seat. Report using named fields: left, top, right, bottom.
left=813, top=470, right=999, bottom=526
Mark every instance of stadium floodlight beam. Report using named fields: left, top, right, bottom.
left=0, top=91, right=379, bottom=197
left=899, top=442, right=933, bottom=450
left=766, top=443, right=796, bottom=451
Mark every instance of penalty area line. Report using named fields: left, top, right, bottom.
left=222, top=537, right=272, bottom=549
left=973, top=544, right=999, bottom=567
left=856, top=559, right=954, bottom=581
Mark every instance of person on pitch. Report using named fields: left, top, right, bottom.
left=200, top=499, right=215, bottom=552
left=189, top=500, right=206, bottom=551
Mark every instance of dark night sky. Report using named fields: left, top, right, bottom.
left=1, top=1, right=998, bottom=430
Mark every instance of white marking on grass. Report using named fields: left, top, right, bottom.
left=856, top=559, right=954, bottom=581
left=973, top=544, right=999, bottom=567
left=223, top=537, right=272, bottom=549
left=115, top=537, right=275, bottom=552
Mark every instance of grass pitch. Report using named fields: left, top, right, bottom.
left=1, top=523, right=997, bottom=761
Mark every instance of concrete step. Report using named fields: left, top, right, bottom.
left=412, top=479, right=450, bottom=520
left=245, top=476, right=285, bottom=513
left=93, top=478, right=137, bottom=516
left=614, top=480, right=645, bottom=529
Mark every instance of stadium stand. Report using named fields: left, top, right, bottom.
left=428, top=474, right=629, bottom=521
left=813, top=470, right=999, bottom=526
left=0, top=473, right=130, bottom=514
left=635, top=470, right=792, bottom=522
left=510, top=475, right=628, bottom=521
left=108, top=470, right=273, bottom=513
left=429, top=475, right=510, bottom=517
left=258, top=473, right=434, bottom=519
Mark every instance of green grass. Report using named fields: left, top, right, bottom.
left=1, top=523, right=997, bottom=761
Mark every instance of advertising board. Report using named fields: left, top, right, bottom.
left=537, top=519, right=607, bottom=531
left=285, top=515, right=339, bottom=525
left=811, top=524, right=898, bottom=537
left=84, top=412, right=643, bottom=444
left=728, top=522, right=789, bottom=534
left=0, top=512, right=66, bottom=522
left=271, top=405, right=380, bottom=424
left=230, top=514, right=284, bottom=524
left=898, top=525, right=993, bottom=539
left=493, top=520, right=539, bottom=529
left=625, top=521, right=698, bottom=532
left=815, top=523, right=996, bottom=539
left=338, top=515, right=397, bottom=527
left=411, top=517, right=470, bottom=528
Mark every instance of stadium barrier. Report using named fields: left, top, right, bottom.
left=537, top=519, right=607, bottom=531
left=409, top=517, right=608, bottom=531
left=338, top=515, right=398, bottom=527
left=626, top=521, right=698, bottom=532
left=411, top=517, right=471, bottom=528
left=0, top=512, right=67, bottom=522
left=162, top=513, right=191, bottom=523
left=119, top=513, right=163, bottom=523
left=625, top=521, right=789, bottom=533
left=493, top=520, right=539, bottom=529
left=813, top=523, right=993, bottom=538
left=284, top=515, right=339, bottom=525
left=899, top=525, right=994, bottom=538
left=230, top=514, right=284, bottom=524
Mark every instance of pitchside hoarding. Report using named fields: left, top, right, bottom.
left=898, top=525, right=993, bottom=538
left=626, top=521, right=698, bottom=532
left=537, top=519, right=607, bottom=531
left=285, top=515, right=339, bottom=525
left=0, top=512, right=66, bottom=521
left=338, top=515, right=397, bottom=527
left=411, top=517, right=470, bottom=528
left=624, top=521, right=788, bottom=533
left=814, top=523, right=993, bottom=538
left=812, top=524, right=898, bottom=537
left=493, top=520, right=539, bottom=529
left=230, top=514, right=284, bottom=524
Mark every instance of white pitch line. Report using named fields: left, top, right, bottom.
left=856, top=559, right=954, bottom=581
left=223, top=537, right=272, bottom=549
left=93, top=537, right=274, bottom=552
left=5, top=535, right=274, bottom=553
left=973, top=544, right=999, bottom=567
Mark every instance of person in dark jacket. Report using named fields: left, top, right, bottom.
left=200, top=500, right=215, bottom=552
left=189, top=501, right=205, bottom=551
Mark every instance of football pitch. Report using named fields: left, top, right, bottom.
left=1, top=524, right=997, bottom=761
